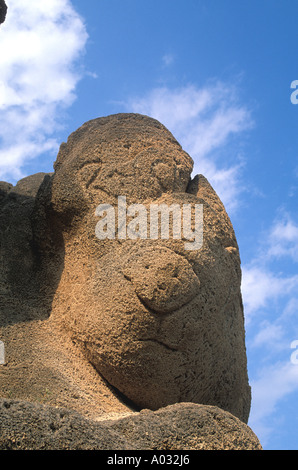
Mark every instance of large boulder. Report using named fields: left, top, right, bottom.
left=30, top=113, right=251, bottom=422
left=0, top=114, right=256, bottom=451
left=0, top=173, right=52, bottom=325
left=0, top=0, right=7, bottom=25
left=0, top=399, right=262, bottom=450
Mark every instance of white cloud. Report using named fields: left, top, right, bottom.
left=0, top=0, right=88, bottom=182
left=266, top=216, right=298, bottom=262
left=242, top=213, right=298, bottom=321
left=242, top=211, right=298, bottom=447
left=241, top=265, right=298, bottom=320
left=124, top=84, right=253, bottom=213
left=282, top=296, right=298, bottom=318
left=248, top=361, right=298, bottom=447
left=251, top=320, right=284, bottom=349
left=162, top=54, right=174, bottom=67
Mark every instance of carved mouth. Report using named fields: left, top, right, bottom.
left=134, top=287, right=197, bottom=317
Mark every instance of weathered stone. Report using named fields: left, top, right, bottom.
left=32, top=113, right=251, bottom=422
left=0, top=114, right=256, bottom=450
left=0, top=399, right=262, bottom=450
left=0, top=0, right=7, bottom=25
left=0, top=173, right=51, bottom=323
left=0, top=182, right=12, bottom=204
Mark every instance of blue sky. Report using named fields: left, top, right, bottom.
left=1, top=0, right=298, bottom=450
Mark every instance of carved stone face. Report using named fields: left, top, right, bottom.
left=49, top=114, right=193, bottom=217
left=40, top=114, right=251, bottom=422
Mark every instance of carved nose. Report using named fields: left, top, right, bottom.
left=122, top=246, right=200, bottom=314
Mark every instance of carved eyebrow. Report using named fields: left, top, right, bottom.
left=78, top=157, right=102, bottom=170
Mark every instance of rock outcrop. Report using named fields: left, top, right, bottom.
left=0, top=113, right=258, bottom=449
left=0, top=399, right=262, bottom=450
left=0, top=0, right=7, bottom=25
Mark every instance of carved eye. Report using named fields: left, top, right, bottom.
left=77, top=159, right=102, bottom=189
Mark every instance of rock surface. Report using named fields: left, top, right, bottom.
left=0, top=399, right=262, bottom=450
left=0, top=0, right=7, bottom=25
left=0, top=173, right=51, bottom=323
left=0, top=113, right=257, bottom=449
